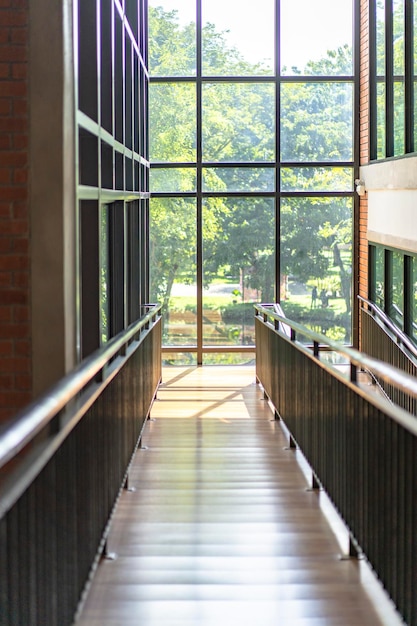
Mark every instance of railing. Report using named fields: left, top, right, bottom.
left=255, top=304, right=417, bottom=626
left=359, top=295, right=417, bottom=415
left=0, top=304, right=162, bottom=626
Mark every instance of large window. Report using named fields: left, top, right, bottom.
left=149, top=0, right=357, bottom=363
left=76, top=0, right=149, bottom=358
left=370, top=0, right=416, bottom=159
left=369, top=243, right=417, bottom=341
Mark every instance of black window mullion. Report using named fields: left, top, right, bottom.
left=109, top=201, right=125, bottom=337
left=275, top=0, right=280, bottom=304
left=368, top=244, right=376, bottom=301
left=127, top=201, right=139, bottom=323
left=369, top=0, right=378, bottom=160
left=405, top=0, right=414, bottom=153
left=141, top=198, right=149, bottom=307
left=386, top=0, right=394, bottom=157
left=404, top=254, right=412, bottom=337
left=80, top=201, right=101, bottom=358
left=385, top=248, right=393, bottom=315
left=196, top=0, right=203, bottom=364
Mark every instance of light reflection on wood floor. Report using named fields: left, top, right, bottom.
left=76, top=366, right=403, bottom=626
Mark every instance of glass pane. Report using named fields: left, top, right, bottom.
left=280, top=167, right=353, bottom=192
left=149, top=83, right=196, bottom=161
left=393, top=0, right=405, bottom=76
left=390, top=251, right=404, bottom=327
left=163, top=353, right=197, bottom=366
left=203, top=167, right=275, bottom=192
left=101, top=205, right=109, bottom=344
left=375, top=246, right=385, bottom=309
left=150, top=197, right=197, bottom=345
left=203, top=197, right=275, bottom=347
left=203, top=353, right=256, bottom=365
left=393, top=0, right=405, bottom=156
left=393, top=81, right=405, bottom=156
left=281, top=0, right=353, bottom=76
left=280, top=83, right=353, bottom=162
left=202, top=0, right=274, bottom=75
left=412, top=257, right=417, bottom=344
left=376, top=0, right=386, bottom=76
left=148, top=0, right=196, bottom=76
left=280, top=197, right=353, bottom=343
left=150, top=168, right=196, bottom=193
left=377, top=82, right=386, bottom=158
left=415, top=0, right=417, bottom=77
left=202, top=83, right=275, bottom=162
left=414, top=80, right=417, bottom=150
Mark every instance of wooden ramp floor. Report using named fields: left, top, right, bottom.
left=76, top=366, right=402, bottom=626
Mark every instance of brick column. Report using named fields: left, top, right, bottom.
left=358, top=0, right=369, bottom=351
left=0, top=0, right=31, bottom=421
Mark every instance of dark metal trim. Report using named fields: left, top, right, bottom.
left=152, top=191, right=354, bottom=199
left=369, top=0, right=378, bottom=160
left=150, top=74, right=355, bottom=84
left=405, top=0, right=414, bottom=153
left=384, top=247, right=392, bottom=315
left=196, top=0, right=203, bottom=365
left=385, top=0, right=394, bottom=157
left=404, top=254, right=413, bottom=337
left=151, top=161, right=355, bottom=168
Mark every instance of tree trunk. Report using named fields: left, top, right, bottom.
left=333, top=243, right=351, bottom=314
left=162, top=264, right=178, bottom=327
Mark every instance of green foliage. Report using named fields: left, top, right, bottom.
left=220, top=302, right=256, bottom=325
left=280, top=79, right=353, bottom=162
left=305, top=44, right=352, bottom=76
left=149, top=6, right=196, bottom=76
left=203, top=353, right=256, bottom=366
left=280, top=300, right=350, bottom=342
left=375, top=0, right=408, bottom=157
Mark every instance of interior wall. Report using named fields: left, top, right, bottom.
left=367, top=189, right=417, bottom=253
left=0, top=0, right=31, bottom=421
left=361, top=156, right=417, bottom=254
left=30, top=0, right=77, bottom=397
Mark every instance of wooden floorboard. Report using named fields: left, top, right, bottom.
left=75, top=366, right=402, bottom=626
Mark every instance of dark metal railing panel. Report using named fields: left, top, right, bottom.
left=0, top=306, right=161, bottom=504
left=360, top=298, right=417, bottom=415
left=255, top=308, right=417, bottom=626
left=0, top=305, right=161, bottom=626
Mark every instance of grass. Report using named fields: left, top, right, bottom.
left=285, top=292, right=347, bottom=317
left=169, top=294, right=241, bottom=312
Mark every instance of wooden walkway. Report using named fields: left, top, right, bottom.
left=76, top=366, right=402, bottom=626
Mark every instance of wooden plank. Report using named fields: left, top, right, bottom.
left=76, top=366, right=402, bottom=626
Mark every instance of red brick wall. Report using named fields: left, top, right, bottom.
left=358, top=0, right=369, bottom=349
left=0, top=0, right=31, bottom=421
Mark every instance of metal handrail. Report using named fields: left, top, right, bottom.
left=256, top=303, right=417, bottom=626
left=0, top=304, right=161, bottom=471
left=358, top=295, right=417, bottom=361
left=255, top=303, right=417, bottom=432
